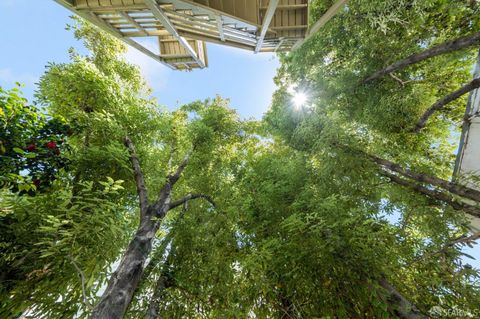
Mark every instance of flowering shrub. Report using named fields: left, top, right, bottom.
left=0, top=86, right=71, bottom=192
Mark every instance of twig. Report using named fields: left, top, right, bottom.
left=68, top=255, right=93, bottom=310
left=409, top=231, right=480, bottom=265
left=389, top=73, right=413, bottom=87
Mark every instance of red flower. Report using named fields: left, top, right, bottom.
left=46, top=141, right=57, bottom=149
left=25, top=144, right=37, bottom=151
left=33, top=179, right=41, bottom=188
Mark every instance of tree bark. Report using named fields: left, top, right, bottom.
left=145, top=240, right=176, bottom=319
left=89, top=140, right=189, bottom=319
left=89, top=214, right=161, bottom=319
left=363, top=31, right=480, bottom=83
left=370, top=154, right=480, bottom=203
left=124, top=137, right=149, bottom=217
left=90, top=139, right=214, bottom=319
left=380, top=169, right=480, bottom=218
left=413, top=78, right=480, bottom=132
left=145, top=273, right=174, bottom=319
left=377, top=278, right=425, bottom=319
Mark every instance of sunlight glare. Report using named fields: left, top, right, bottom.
left=292, top=91, right=308, bottom=109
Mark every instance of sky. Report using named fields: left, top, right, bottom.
left=0, top=0, right=280, bottom=119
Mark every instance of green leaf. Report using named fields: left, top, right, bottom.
left=13, top=147, right=25, bottom=154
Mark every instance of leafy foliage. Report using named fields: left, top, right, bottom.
left=0, top=178, right=130, bottom=318
left=0, top=86, right=70, bottom=192
left=2, top=2, right=480, bottom=318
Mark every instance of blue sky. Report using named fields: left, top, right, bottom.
left=0, top=0, right=279, bottom=119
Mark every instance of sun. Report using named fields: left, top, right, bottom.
left=292, top=91, right=308, bottom=108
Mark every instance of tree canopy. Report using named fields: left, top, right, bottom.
left=1, top=1, right=480, bottom=318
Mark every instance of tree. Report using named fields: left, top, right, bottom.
left=3, top=1, right=480, bottom=318
left=262, top=0, right=480, bottom=316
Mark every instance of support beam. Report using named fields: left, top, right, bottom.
left=292, top=0, right=347, bottom=50
left=254, top=0, right=279, bottom=53
left=260, top=4, right=307, bottom=10
left=53, top=0, right=175, bottom=70
left=274, top=38, right=285, bottom=52
left=119, top=11, right=147, bottom=36
left=272, top=25, right=307, bottom=31
left=144, top=0, right=205, bottom=68
left=216, top=15, right=225, bottom=42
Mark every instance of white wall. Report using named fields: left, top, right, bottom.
left=454, top=50, right=480, bottom=231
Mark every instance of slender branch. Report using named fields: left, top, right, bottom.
left=167, top=146, right=177, bottom=173
left=168, top=194, right=216, bottom=211
left=363, top=31, right=480, bottom=83
left=380, top=170, right=480, bottom=218
left=451, top=231, right=480, bottom=246
left=68, top=255, right=93, bottom=310
left=410, top=231, right=480, bottom=265
left=370, top=154, right=480, bottom=203
left=413, top=78, right=480, bottom=132
left=124, top=136, right=149, bottom=217
left=389, top=73, right=413, bottom=87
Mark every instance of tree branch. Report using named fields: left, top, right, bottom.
left=124, top=136, right=149, bottom=217
left=363, top=31, right=480, bottom=83
left=380, top=169, right=480, bottom=218
left=413, top=78, right=480, bottom=132
left=68, top=255, right=93, bottom=310
left=168, top=194, right=215, bottom=211
left=411, top=231, right=480, bottom=265
left=377, top=277, right=426, bottom=319
left=389, top=73, right=413, bottom=87
left=168, top=151, right=191, bottom=186
left=370, top=154, right=480, bottom=203
left=152, top=150, right=193, bottom=217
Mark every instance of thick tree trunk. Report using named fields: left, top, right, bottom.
left=89, top=138, right=178, bottom=319
left=90, top=138, right=212, bottom=319
left=90, top=216, right=159, bottom=319
left=413, top=78, right=480, bottom=132
left=378, top=278, right=425, bottom=319
left=363, top=31, right=480, bottom=83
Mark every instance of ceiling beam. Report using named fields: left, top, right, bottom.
left=260, top=4, right=307, bottom=10
left=119, top=12, right=148, bottom=36
left=216, top=16, right=225, bottom=42
left=254, top=0, right=279, bottom=53
left=143, top=0, right=205, bottom=68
